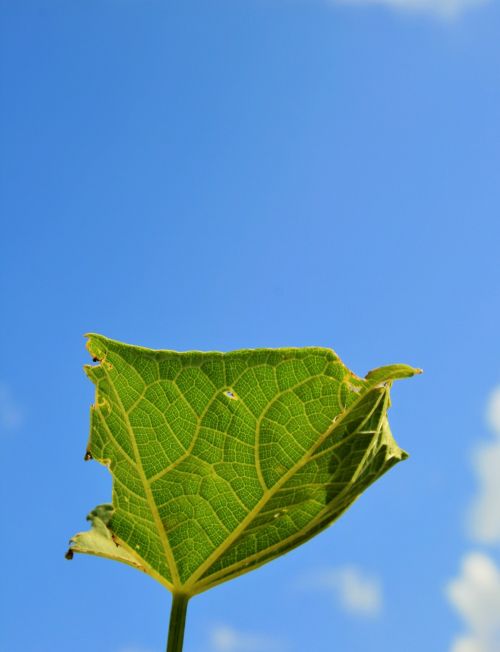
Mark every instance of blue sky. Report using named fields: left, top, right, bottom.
left=1, top=1, right=499, bottom=651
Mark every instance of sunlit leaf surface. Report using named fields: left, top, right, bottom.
left=69, top=334, right=420, bottom=596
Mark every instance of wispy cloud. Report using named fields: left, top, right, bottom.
left=446, top=552, right=500, bottom=652
left=468, top=387, right=500, bottom=545
left=330, top=0, right=491, bottom=20
left=486, top=387, right=500, bottom=433
left=298, top=565, right=383, bottom=617
left=447, top=387, right=500, bottom=651
left=0, top=382, right=23, bottom=432
left=209, top=625, right=288, bottom=652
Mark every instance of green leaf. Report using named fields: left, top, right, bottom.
left=69, top=334, right=420, bottom=597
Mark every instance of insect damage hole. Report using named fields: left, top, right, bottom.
left=223, top=389, right=238, bottom=400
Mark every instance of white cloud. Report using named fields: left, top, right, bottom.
left=446, top=552, right=500, bottom=652
left=209, top=625, right=288, bottom=652
left=298, top=565, right=383, bottom=617
left=468, top=387, right=500, bottom=545
left=330, top=0, right=491, bottom=19
left=0, top=382, right=23, bottom=432
left=486, top=387, right=500, bottom=434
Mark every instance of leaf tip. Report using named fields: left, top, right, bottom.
left=365, top=363, right=422, bottom=385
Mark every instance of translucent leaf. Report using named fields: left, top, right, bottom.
left=69, top=334, right=420, bottom=596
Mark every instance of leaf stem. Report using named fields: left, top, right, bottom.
left=166, top=593, right=189, bottom=652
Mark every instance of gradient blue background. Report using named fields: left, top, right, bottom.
left=1, top=1, right=499, bottom=651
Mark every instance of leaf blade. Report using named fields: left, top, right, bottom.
left=70, top=334, right=419, bottom=595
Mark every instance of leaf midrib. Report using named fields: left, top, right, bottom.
left=193, top=391, right=390, bottom=593
left=183, top=384, right=388, bottom=593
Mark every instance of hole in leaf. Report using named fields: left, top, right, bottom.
left=224, top=390, right=237, bottom=400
